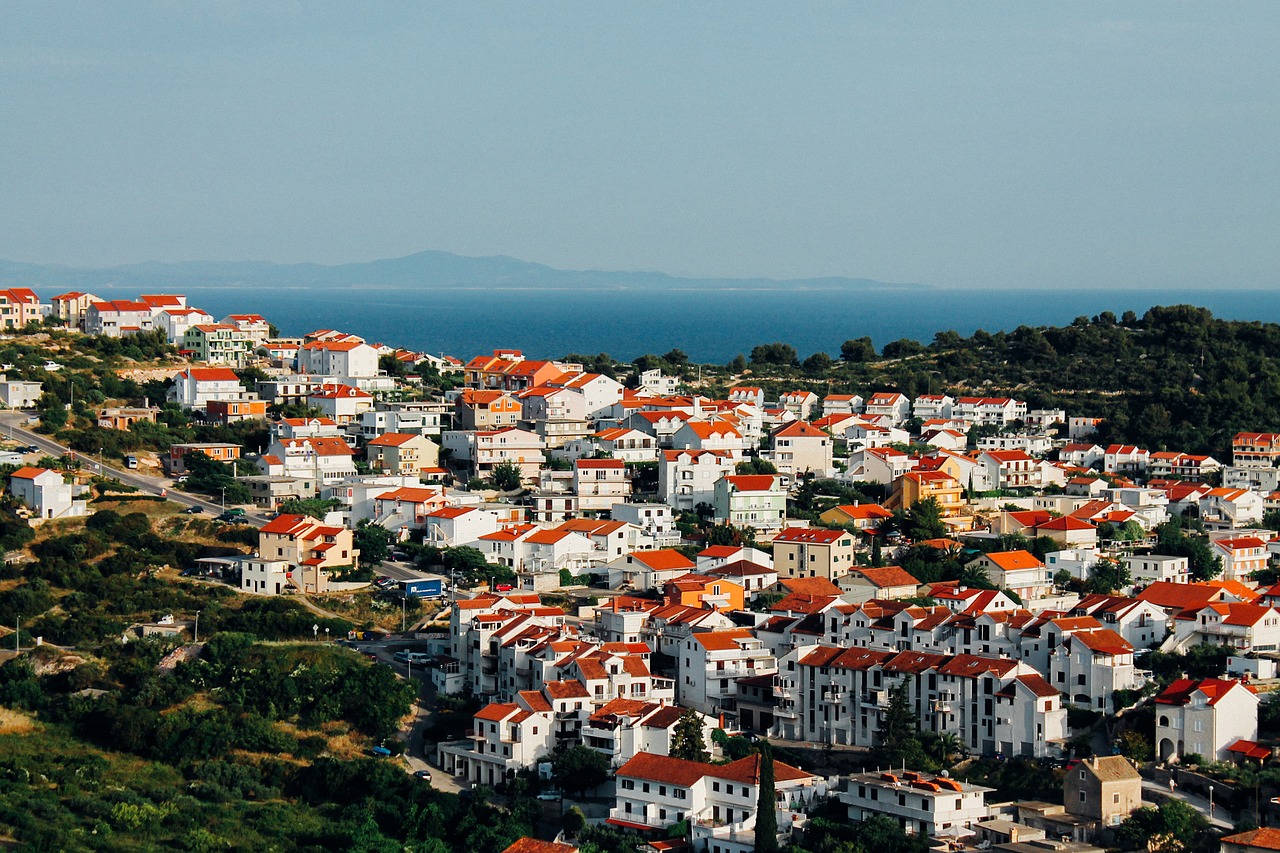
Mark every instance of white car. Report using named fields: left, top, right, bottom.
left=42, top=361, right=62, bottom=372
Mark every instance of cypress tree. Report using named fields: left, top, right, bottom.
left=755, top=743, right=779, bottom=853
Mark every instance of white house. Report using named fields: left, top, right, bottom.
left=1155, top=677, right=1259, bottom=763
left=8, top=466, right=84, bottom=521
left=168, top=367, right=250, bottom=411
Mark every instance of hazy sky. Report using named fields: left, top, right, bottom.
left=2, top=3, right=1278, bottom=288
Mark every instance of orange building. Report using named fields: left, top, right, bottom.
left=662, top=572, right=745, bottom=612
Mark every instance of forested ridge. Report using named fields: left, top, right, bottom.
left=688, top=305, right=1280, bottom=457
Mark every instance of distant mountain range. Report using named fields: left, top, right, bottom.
left=0, top=250, right=924, bottom=293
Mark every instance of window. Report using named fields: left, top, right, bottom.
left=1113, top=794, right=1120, bottom=804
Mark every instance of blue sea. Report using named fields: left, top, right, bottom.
left=161, top=286, right=1280, bottom=363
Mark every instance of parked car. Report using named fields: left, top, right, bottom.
left=537, top=789, right=562, bottom=801
left=183, top=506, right=204, bottom=514
left=413, top=769, right=432, bottom=782
left=371, top=746, right=392, bottom=758
left=393, top=651, right=412, bottom=663
left=362, top=651, right=379, bottom=662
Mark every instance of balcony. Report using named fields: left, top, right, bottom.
left=821, top=687, right=846, bottom=704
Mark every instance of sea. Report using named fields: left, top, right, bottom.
left=167, top=286, right=1280, bottom=364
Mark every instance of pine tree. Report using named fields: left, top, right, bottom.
left=669, top=708, right=710, bottom=762
left=754, top=742, right=779, bottom=853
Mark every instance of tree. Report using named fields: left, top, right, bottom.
left=562, top=805, right=586, bottom=838
left=551, top=745, right=610, bottom=796
left=490, top=461, right=523, bottom=492
left=1115, top=799, right=1212, bottom=853
left=905, top=497, right=946, bottom=542
left=735, top=458, right=778, bottom=475
left=882, top=338, right=925, bottom=359
left=353, top=521, right=393, bottom=566
left=754, top=742, right=779, bottom=853
left=802, top=352, right=833, bottom=375
left=876, top=680, right=919, bottom=764
left=840, top=337, right=876, bottom=362
left=1085, top=559, right=1131, bottom=594
left=1153, top=521, right=1222, bottom=581
left=749, top=342, right=798, bottom=366
left=669, top=708, right=709, bottom=762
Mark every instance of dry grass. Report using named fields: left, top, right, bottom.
left=0, top=707, right=38, bottom=735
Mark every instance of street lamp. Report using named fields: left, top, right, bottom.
left=194, top=610, right=200, bottom=643
left=13, top=613, right=18, bottom=653
left=220, top=486, right=226, bottom=511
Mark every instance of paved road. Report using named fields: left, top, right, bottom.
left=1141, top=779, right=1234, bottom=830
left=0, top=411, right=270, bottom=525
left=358, top=638, right=469, bottom=796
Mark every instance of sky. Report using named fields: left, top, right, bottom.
left=1, top=3, right=1278, bottom=289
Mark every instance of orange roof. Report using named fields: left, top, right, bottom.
left=367, top=432, right=421, bottom=447
left=474, top=702, right=519, bottom=722
left=775, top=527, right=848, bottom=545
left=1201, top=580, right=1262, bottom=602
left=179, top=367, right=240, bottom=382
left=1156, top=677, right=1246, bottom=706
left=1221, top=828, right=1280, bottom=851
left=375, top=487, right=441, bottom=503
left=983, top=550, right=1043, bottom=571
left=690, top=628, right=754, bottom=651
left=772, top=420, right=827, bottom=438
left=853, top=566, right=920, bottom=589
left=779, top=577, right=843, bottom=596
left=259, top=513, right=315, bottom=536
left=8, top=466, right=52, bottom=480
left=629, top=550, right=696, bottom=571
left=829, top=504, right=893, bottom=520
left=722, top=474, right=779, bottom=492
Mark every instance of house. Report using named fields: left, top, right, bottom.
left=1200, top=489, right=1265, bottom=529
left=1059, top=443, right=1105, bottom=469
left=670, top=420, right=746, bottom=458
left=1063, top=756, right=1142, bottom=829
left=365, top=432, right=440, bottom=475
left=85, top=300, right=154, bottom=336
left=165, top=442, right=241, bottom=476
left=308, top=383, right=374, bottom=424
left=953, top=396, right=1026, bottom=427
left=778, top=390, right=819, bottom=419
left=705, top=559, right=779, bottom=597
left=766, top=420, right=833, bottom=477
left=258, top=436, right=357, bottom=491
left=1213, top=536, right=1270, bottom=581
left=1048, top=627, right=1138, bottom=711
left=455, top=389, right=523, bottom=430
left=823, top=393, right=864, bottom=415
left=711, top=474, right=787, bottom=532
left=773, top=527, right=856, bottom=582
left=168, top=367, right=249, bottom=410
left=965, top=551, right=1050, bottom=601
left=578, top=427, right=658, bottom=462
left=839, top=769, right=992, bottom=838
left=819, top=503, right=894, bottom=533
left=678, top=629, right=776, bottom=716
left=728, top=386, right=765, bottom=407
left=501, top=839, right=578, bottom=853
left=658, top=449, right=735, bottom=511
left=887, top=471, right=965, bottom=519
left=920, top=428, right=967, bottom=452
left=182, top=324, right=256, bottom=366
left=370, top=486, right=450, bottom=533
left=864, top=392, right=911, bottom=426
left=608, top=549, right=697, bottom=592
left=612, top=503, right=681, bottom=548
left=97, top=407, right=159, bottom=430
left=663, top=573, right=745, bottom=612
left=1155, top=678, right=1259, bottom=762
left=50, top=291, right=102, bottom=329
left=1103, top=445, right=1149, bottom=476
left=912, top=394, right=955, bottom=420
left=570, top=458, right=632, bottom=513
left=610, top=752, right=822, bottom=852
left=1174, top=601, right=1280, bottom=653
left=1222, top=829, right=1280, bottom=853
left=205, top=399, right=269, bottom=425
left=423, top=506, right=502, bottom=548
left=1067, top=594, right=1168, bottom=650
left=8, top=466, right=84, bottom=521
left=257, top=513, right=359, bottom=594
left=976, top=450, right=1041, bottom=490
left=297, top=339, right=380, bottom=378
left=842, top=566, right=920, bottom=600
left=0, top=376, right=44, bottom=409
left=473, top=427, right=546, bottom=483
left=518, top=384, right=591, bottom=448
left=1124, top=554, right=1190, bottom=586
left=844, top=446, right=915, bottom=485
left=154, top=308, right=215, bottom=343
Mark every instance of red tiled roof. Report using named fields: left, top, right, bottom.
left=1156, top=677, right=1244, bottom=706
left=774, top=527, right=848, bottom=545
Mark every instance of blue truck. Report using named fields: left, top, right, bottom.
left=398, top=577, right=444, bottom=599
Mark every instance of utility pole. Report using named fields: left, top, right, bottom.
left=194, top=610, right=200, bottom=643
left=13, top=614, right=18, bottom=653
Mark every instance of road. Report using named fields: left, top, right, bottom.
left=358, top=637, right=468, bottom=796
left=0, top=410, right=271, bottom=526
left=1141, top=778, right=1233, bottom=830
